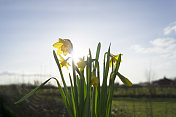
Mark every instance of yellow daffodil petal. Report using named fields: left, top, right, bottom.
left=59, top=38, right=64, bottom=43
left=61, top=39, right=73, bottom=56
left=110, top=54, right=123, bottom=67
left=63, top=50, right=68, bottom=56
left=64, top=62, right=71, bottom=70
left=58, top=55, right=70, bottom=69
left=53, top=42, right=63, bottom=48
left=110, top=58, right=113, bottom=67
left=57, top=49, right=63, bottom=55
left=65, top=64, right=69, bottom=70
left=67, top=62, right=71, bottom=66
left=77, top=59, right=86, bottom=71
left=114, top=55, right=119, bottom=59
left=91, top=75, right=99, bottom=87
left=60, top=61, right=66, bottom=66
left=59, top=55, right=65, bottom=61
left=53, top=38, right=73, bottom=56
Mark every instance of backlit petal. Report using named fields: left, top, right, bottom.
left=91, top=75, right=99, bottom=87
left=53, top=42, right=63, bottom=48
left=77, top=59, right=86, bottom=71
left=57, top=49, right=63, bottom=55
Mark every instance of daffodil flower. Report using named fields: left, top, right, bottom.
left=110, top=54, right=122, bottom=67
left=91, top=75, right=99, bottom=87
left=53, top=38, right=73, bottom=56
left=59, top=55, right=70, bottom=69
left=77, top=58, right=86, bottom=71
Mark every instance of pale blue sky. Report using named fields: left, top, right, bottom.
left=1, top=0, right=176, bottom=85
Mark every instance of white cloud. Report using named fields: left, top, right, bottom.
left=132, top=38, right=176, bottom=58
left=150, top=38, right=176, bottom=47
left=132, top=43, right=173, bottom=54
left=132, top=23, right=176, bottom=58
left=164, top=22, right=176, bottom=35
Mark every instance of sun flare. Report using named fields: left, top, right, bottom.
left=72, top=51, right=84, bottom=64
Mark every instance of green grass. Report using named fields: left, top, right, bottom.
left=36, top=88, right=176, bottom=117
left=112, top=97, right=176, bottom=117
left=113, top=87, right=176, bottom=97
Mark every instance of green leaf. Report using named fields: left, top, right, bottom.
left=53, top=50, right=70, bottom=96
left=53, top=78, right=74, bottom=117
left=69, top=73, right=76, bottom=117
left=100, top=45, right=111, bottom=117
left=114, top=54, right=121, bottom=74
left=15, top=78, right=52, bottom=104
left=79, top=73, right=85, bottom=117
left=117, top=72, right=132, bottom=86
left=96, top=42, right=101, bottom=60
left=53, top=50, right=75, bottom=116
left=84, top=53, right=92, bottom=117
left=92, top=87, right=97, bottom=117
left=95, top=42, right=101, bottom=68
left=106, top=72, right=115, bottom=117
left=72, top=60, right=79, bottom=117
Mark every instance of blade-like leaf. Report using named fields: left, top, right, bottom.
left=100, top=45, right=111, bottom=117
left=69, top=73, right=76, bottom=117
left=72, top=60, right=79, bottom=117
left=117, top=72, right=132, bottom=86
left=15, top=78, right=52, bottom=104
left=95, top=42, right=101, bottom=68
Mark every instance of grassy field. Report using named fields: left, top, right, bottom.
left=0, top=85, right=176, bottom=117
left=112, top=97, right=176, bottom=117
left=114, top=86, right=176, bottom=97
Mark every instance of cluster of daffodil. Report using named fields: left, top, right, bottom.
left=15, top=38, right=132, bottom=117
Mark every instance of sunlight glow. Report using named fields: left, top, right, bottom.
left=72, top=51, right=84, bottom=64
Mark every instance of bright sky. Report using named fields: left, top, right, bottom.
left=1, top=0, right=176, bottom=85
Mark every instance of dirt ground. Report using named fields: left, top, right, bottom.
left=0, top=85, right=69, bottom=117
